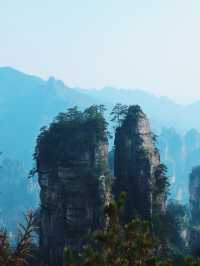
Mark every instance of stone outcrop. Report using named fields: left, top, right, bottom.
left=36, top=105, right=168, bottom=265
left=114, top=105, right=166, bottom=222
left=189, top=166, right=200, bottom=256
left=36, top=107, right=112, bottom=266
left=189, top=166, right=200, bottom=226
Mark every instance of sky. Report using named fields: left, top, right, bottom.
left=0, top=0, right=200, bottom=104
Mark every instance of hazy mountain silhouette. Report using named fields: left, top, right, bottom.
left=1, top=67, right=200, bottom=164
left=1, top=67, right=200, bottom=166
left=78, top=87, right=200, bottom=133
left=0, top=67, right=98, bottom=166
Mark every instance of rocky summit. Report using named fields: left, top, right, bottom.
left=35, top=105, right=168, bottom=265
left=35, top=106, right=112, bottom=266
left=114, top=105, right=167, bottom=222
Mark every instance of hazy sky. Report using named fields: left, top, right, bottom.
left=1, top=0, right=200, bottom=104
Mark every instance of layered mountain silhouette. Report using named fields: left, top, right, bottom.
left=0, top=67, right=98, bottom=165
left=1, top=66, right=200, bottom=164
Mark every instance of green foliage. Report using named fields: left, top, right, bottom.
left=153, top=199, right=188, bottom=264
left=110, top=103, right=128, bottom=127
left=33, top=105, right=108, bottom=170
left=4, top=103, right=200, bottom=266
left=138, top=147, right=149, bottom=160
left=154, top=163, right=170, bottom=195
left=62, top=194, right=187, bottom=266
left=0, top=211, right=35, bottom=266
left=0, top=197, right=199, bottom=266
left=122, top=105, right=143, bottom=128
left=63, top=246, right=77, bottom=266
left=184, top=257, right=200, bottom=266
left=152, top=133, right=158, bottom=144
left=65, top=197, right=197, bottom=266
left=80, top=198, right=161, bottom=266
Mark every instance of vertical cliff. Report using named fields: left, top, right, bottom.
left=189, top=166, right=200, bottom=256
left=189, top=166, right=200, bottom=226
left=158, top=128, right=200, bottom=203
left=35, top=106, right=111, bottom=266
left=114, top=105, right=167, bottom=222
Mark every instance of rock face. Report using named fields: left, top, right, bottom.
left=189, top=166, right=200, bottom=226
left=158, top=128, right=200, bottom=203
left=114, top=105, right=166, bottom=222
left=36, top=107, right=111, bottom=266
left=189, top=166, right=200, bottom=256
left=36, top=105, right=167, bottom=265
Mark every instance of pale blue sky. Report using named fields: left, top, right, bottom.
left=0, top=0, right=200, bottom=103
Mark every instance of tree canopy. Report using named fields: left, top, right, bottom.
left=33, top=105, right=108, bottom=169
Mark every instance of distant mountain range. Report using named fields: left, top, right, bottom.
left=0, top=67, right=99, bottom=165
left=1, top=66, right=200, bottom=164
left=77, top=87, right=200, bottom=133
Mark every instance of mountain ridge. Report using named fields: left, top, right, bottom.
left=1, top=66, right=200, bottom=165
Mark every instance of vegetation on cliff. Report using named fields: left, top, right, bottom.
left=34, top=105, right=113, bottom=265
left=32, top=105, right=108, bottom=171
left=0, top=198, right=199, bottom=266
left=112, top=104, right=169, bottom=224
left=0, top=211, right=36, bottom=266
left=2, top=104, right=200, bottom=266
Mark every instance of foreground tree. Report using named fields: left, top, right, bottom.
left=63, top=194, right=200, bottom=266
left=1, top=198, right=200, bottom=265
left=64, top=193, right=172, bottom=266
left=0, top=211, right=35, bottom=266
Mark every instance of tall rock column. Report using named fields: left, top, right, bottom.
left=35, top=106, right=111, bottom=266
left=189, top=166, right=200, bottom=256
left=114, top=105, right=166, bottom=222
left=189, top=166, right=200, bottom=226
